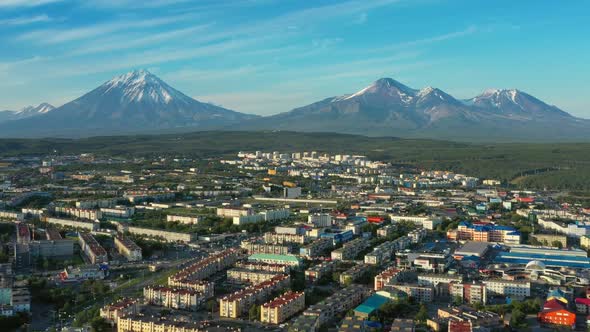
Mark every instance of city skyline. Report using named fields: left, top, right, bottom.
left=1, top=0, right=589, bottom=117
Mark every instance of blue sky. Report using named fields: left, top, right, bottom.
left=0, top=0, right=589, bottom=117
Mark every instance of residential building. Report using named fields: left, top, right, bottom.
left=388, top=284, right=434, bottom=303
left=234, top=261, right=290, bottom=274
left=331, top=238, right=370, bottom=261
left=305, top=261, right=335, bottom=284
left=447, top=221, right=520, bottom=245
left=248, top=253, right=302, bottom=267
left=169, top=249, right=242, bottom=286
left=449, top=282, right=487, bottom=304
left=78, top=232, right=108, bottom=264
left=101, top=207, right=135, bottom=218
left=483, top=279, right=530, bottom=298
left=264, top=232, right=308, bottom=245
left=166, top=215, right=202, bottom=224
left=114, top=236, right=142, bottom=262
left=143, top=286, right=207, bottom=311
left=100, top=298, right=141, bottom=323
left=43, top=217, right=98, bottom=231
left=118, top=224, right=196, bottom=243
left=54, top=206, right=102, bottom=220
left=390, top=215, right=441, bottom=230
left=260, top=291, right=305, bottom=324
left=290, top=285, right=371, bottom=332
left=241, top=240, right=292, bottom=255
left=537, top=300, right=575, bottom=328
left=308, top=213, right=333, bottom=227
left=300, top=238, right=333, bottom=258
left=226, top=268, right=278, bottom=285
left=340, top=264, right=369, bottom=285
left=219, top=274, right=290, bottom=318
left=216, top=207, right=253, bottom=218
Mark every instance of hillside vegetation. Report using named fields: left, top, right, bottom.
left=0, top=131, right=589, bottom=190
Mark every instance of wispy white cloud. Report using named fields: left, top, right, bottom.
left=359, top=25, right=478, bottom=55
left=17, top=13, right=200, bottom=44
left=0, top=0, right=62, bottom=8
left=0, top=14, right=52, bottom=25
left=69, top=24, right=212, bottom=56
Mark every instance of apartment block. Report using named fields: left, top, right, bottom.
left=290, top=284, right=371, bottom=332
left=331, top=238, right=370, bottom=261
left=447, top=221, right=521, bottom=245
left=264, top=232, right=308, bottom=245
left=217, top=207, right=253, bottom=218
left=143, top=286, right=207, bottom=311
left=119, top=224, right=196, bottom=243
left=166, top=280, right=214, bottom=298
left=389, top=284, right=434, bottom=303
left=234, top=261, right=290, bottom=274
left=54, top=206, right=102, bottom=220
left=374, top=267, right=412, bottom=291
left=341, top=264, right=370, bottom=285
left=449, top=282, right=487, bottom=304
left=101, top=207, right=135, bottom=218
left=219, top=274, right=290, bottom=318
left=100, top=298, right=141, bottom=323
left=300, top=238, right=333, bottom=258
left=305, top=261, right=335, bottom=284
left=166, top=215, right=202, bottom=225
left=44, top=217, right=98, bottom=231
left=227, top=268, right=278, bottom=285
left=241, top=240, right=292, bottom=255
left=168, top=248, right=242, bottom=285
left=260, top=291, right=305, bottom=324
left=114, top=235, right=142, bottom=262
left=483, top=279, right=530, bottom=298
left=78, top=232, right=108, bottom=264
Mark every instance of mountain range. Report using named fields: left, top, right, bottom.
left=240, top=78, right=590, bottom=141
left=0, top=70, right=588, bottom=141
left=0, top=103, right=55, bottom=123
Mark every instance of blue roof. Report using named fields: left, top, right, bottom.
left=494, top=252, right=590, bottom=269
left=354, top=294, right=390, bottom=314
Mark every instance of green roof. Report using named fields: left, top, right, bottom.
left=354, top=294, right=390, bottom=314
left=249, top=253, right=301, bottom=263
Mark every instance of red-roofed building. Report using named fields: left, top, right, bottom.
left=517, top=197, right=535, bottom=203
left=100, top=298, right=140, bottom=323
left=576, top=297, right=590, bottom=314
left=544, top=299, right=567, bottom=310
left=538, top=300, right=575, bottom=328
left=260, top=291, right=305, bottom=324
left=448, top=319, right=472, bottom=332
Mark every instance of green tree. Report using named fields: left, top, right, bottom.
left=415, top=304, right=428, bottom=323
left=90, top=317, right=111, bottom=332
left=248, top=304, right=260, bottom=321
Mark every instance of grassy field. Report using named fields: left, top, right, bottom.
left=1, top=130, right=589, bottom=190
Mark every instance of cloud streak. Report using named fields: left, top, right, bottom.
left=0, top=14, right=52, bottom=25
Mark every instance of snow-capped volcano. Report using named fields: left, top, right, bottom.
left=240, top=77, right=589, bottom=141
left=0, top=69, right=257, bottom=137
left=104, top=69, right=182, bottom=105
left=467, top=88, right=571, bottom=118
left=0, top=102, right=55, bottom=123
left=14, top=102, right=55, bottom=117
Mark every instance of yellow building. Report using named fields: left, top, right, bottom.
left=581, top=235, right=590, bottom=249
left=260, top=291, right=305, bottom=324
